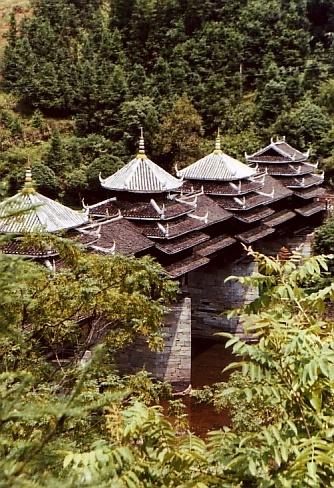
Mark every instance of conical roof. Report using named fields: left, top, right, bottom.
left=100, top=133, right=183, bottom=193
left=0, top=167, right=88, bottom=233
left=176, top=133, right=256, bottom=181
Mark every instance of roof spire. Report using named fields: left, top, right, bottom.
left=25, top=156, right=32, bottom=183
left=213, top=128, right=222, bottom=154
left=137, top=126, right=147, bottom=158
left=21, top=156, right=37, bottom=195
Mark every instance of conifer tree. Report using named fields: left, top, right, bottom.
left=44, top=128, right=65, bottom=173
left=155, top=93, right=204, bottom=171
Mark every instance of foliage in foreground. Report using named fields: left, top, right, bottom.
left=192, top=248, right=334, bottom=486
left=0, top=235, right=179, bottom=486
left=3, top=245, right=334, bottom=486
left=211, top=248, right=334, bottom=487
left=0, top=233, right=178, bottom=366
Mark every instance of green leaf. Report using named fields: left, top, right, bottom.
left=218, top=387, right=237, bottom=397
left=273, top=446, right=281, bottom=466
left=248, top=457, right=257, bottom=476
left=286, top=420, right=298, bottom=436
left=63, top=452, right=74, bottom=468
left=281, top=443, right=289, bottom=463
left=307, top=461, right=317, bottom=479
left=263, top=429, right=274, bottom=446
left=309, top=391, right=322, bottom=412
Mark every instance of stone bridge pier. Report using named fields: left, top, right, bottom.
left=187, top=257, right=259, bottom=340
left=116, top=256, right=259, bottom=390
left=116, top=297, right=191, bottom=391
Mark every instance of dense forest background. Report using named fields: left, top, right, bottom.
left=0, top=0, right=334, bottom=206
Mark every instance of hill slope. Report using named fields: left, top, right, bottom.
left=0, top=1, right=29, bottom=53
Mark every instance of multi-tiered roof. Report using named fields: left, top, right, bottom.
left=81, top=133, right=233, bottom=277
left=176, top=134, right=293, bottom=245
left=82, top=130, right=326, bottom=276
left=245, top=137, right=325, bottom=218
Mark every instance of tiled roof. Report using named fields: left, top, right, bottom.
left=249, top=163, right=316, bottom=176
left=177, top=148, right=255, bottom=181
left=192, top=194, right=232, bottom=223
left=233, top=206, right=275, bottom=223
left=136, top=215, right=209, bottom=239
left=249, top=155, right=294, bottom=162
left=279, top=173, right=324, bottom=189
left=246, top=138, right=308, bottom=163
left=0, top=237, right=58, bottom=257
left=88, top=196, right=199, bottom=221
left=135, top=193, right=232, bottom=239
left=294, top=187, right=326, bottom=199
left=231, top=192, right=273, bottom=210
left=181, top=173, right=291, bottom=213
left=155, top=232, right=210, bottom=254
left=100, top=156, right=183, bottom=193
left=263, top=174, right=293, bottom=199
left=164, top=254, right=210, bottom=278
left=295, top=201, right=326, bottom=217
left=68, top=230, right=96, bottom=246
left=87, top=198, right=120, bottom=218
left=262, top=210, right=296, bottom=226
left=235, top=225, right=276, bottom=244
left=113, top=199, right=191, bottom=220
left=195, top=235, right=236, bottom=256
left=180, top=178, right=261, bottom=195
left=215, top=181, right=290, bottom=212
left=0, top=188, right=88, bottom=233
left=77, top=218, right=153, bottom=255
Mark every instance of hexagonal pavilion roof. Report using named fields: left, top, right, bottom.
left=100, top=134, right=183, bottom=193
left=0, top=167, right=88, bottom=234
left=176, top=134, right=256, bottom=181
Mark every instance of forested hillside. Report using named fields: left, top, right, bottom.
left=0, top=0, right=334, bottom=205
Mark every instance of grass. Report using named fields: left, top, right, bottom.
left=0, top=0, right=30, bottom=54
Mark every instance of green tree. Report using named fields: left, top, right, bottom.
left=155, top=93, right=204, bottom=171
left=60, top=248, right=334, bottom=486
left=0, top=232, right=180, bottom=486
left=119, top=96, right=160, bottom=156
left=256, top=79, right=289, bottom=124
left=3, top=233, right=334, bottom=485
left=1, top=234, right=178, bottom=357
left=75, top=62, right=128, bottom=139
left=208, top=247, right=334, bottom=486
left=30, top=161, right=58, bottom=197
left=314, top=215, right=334, bottom=256
left=317, top=79, right=334, bottom=114
left=272, top=99, right=333, bottom=153
left=86, top=154, right=123, bottom=194
left=43, top=128, right=66, bottom=173
left=307, top=0, right=334, bottom=47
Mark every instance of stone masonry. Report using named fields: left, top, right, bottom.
left=116, top=297, right=191, bottom=390
left=187, top=257, right=258, bottom=339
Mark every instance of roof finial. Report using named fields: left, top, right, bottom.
left=25, top=156, right=32, bottom=183
left=137, top=126, right=146, bottom=158
left=214, top=128, right=222, bottom=154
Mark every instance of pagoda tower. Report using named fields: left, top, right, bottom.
left=82, top=131, right=233, bottom=277
left=245, top=137, right=325, bottom=221
left=176, top=132, right=293, bottom=246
